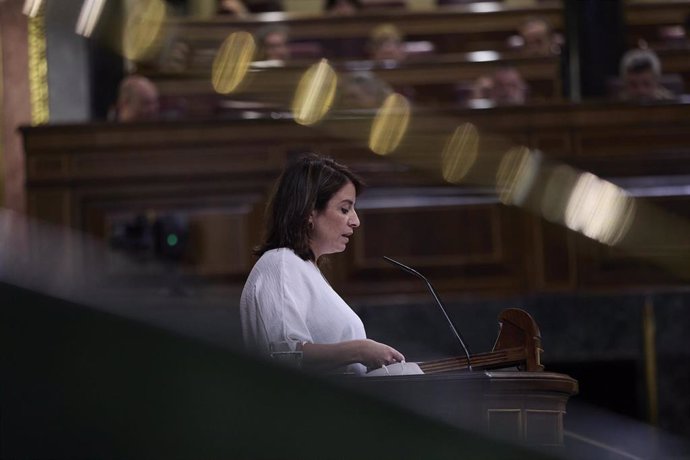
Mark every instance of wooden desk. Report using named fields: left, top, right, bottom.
left=171, top=2, right=564, bottom=56
left=21, top=102, right=690, bottom=296
left=347, top=371, right=578, bottom=447
left=148, top=48, right=690, bottom=118
left=162, top=1, right=690, bottom=61
left=145, top=1, right=690, bottom=111
left=149, top=53, right=562, bottom=112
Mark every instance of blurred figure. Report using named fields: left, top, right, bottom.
left=618, top=49, right=674, bottom=102
left=158, top=40, right=191, bottom=74
left=255, top=24, right=291, bottom=61
left=367, top=23, right=407, bottom=63
left=489, top=67, right=528, bottom=106
left=470, top=75, right=493, bottom=100
left=217, top=0, right=249, bottom=16
left=517, top=17, right=561, bottom=56
left=116, top=75, right=160, bottom=122
left=339, top=71, right=393, bottom=109
left=324, top=0, right=361, bottom=15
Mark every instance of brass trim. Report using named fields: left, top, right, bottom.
left=28, top=13, right=49, bottom=125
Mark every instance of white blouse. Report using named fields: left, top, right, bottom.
left=240, top=248, right=367, bottom=374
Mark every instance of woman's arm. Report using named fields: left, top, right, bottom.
left=302, top=339, right=405, bottom=372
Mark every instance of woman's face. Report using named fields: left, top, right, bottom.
left=309, top=181, right=360, bottom=260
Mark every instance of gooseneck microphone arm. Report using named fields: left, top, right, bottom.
left=383, top=256, right=473, bottom=371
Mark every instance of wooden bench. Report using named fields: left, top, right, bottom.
left=147, top=52, right=562, bottom=115
left=158, top=1, right=690, bottom=64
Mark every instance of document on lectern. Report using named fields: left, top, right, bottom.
left=365, top=362, right=424, bottom=377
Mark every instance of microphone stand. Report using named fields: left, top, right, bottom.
left=383, top=256, right=473, bottom=371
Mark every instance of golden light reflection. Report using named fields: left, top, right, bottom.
left=541, top=165, right=580, bottom=223
left=212, top=32, right=256, bottom=95
left=122, top=0, right=167, bottom=62
left=496, top=146, right=539, bottom=205
left=292, top=59, right=338, bottom=126
left=23, top=0, right=44, bottom=17
left=441, top=123, right=479, bottom=184
left=76, top=0, right=107, bottom=37
left=369, top=93, right=411, bottom=156
left=564, top=172, right=636, bottom=246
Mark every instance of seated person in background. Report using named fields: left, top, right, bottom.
left=470, top=75, right=493, bottom=100
left=115, top=75, right=160, bottom=122
left=338, top=71, right=393, bottom=109
left=366, top=23, right=407, bottom=64
left=324, top=0, right=362, bottom=15
left=157, top=39, right=191, bottom=74
left=255, top=24, right=291, bottom=61
left=515, top=17, right=561, bottom=56
left=217, top=0, right=249, bottom=16
left=618, top=48, right=675, bottom=102
left=489, top=66, right=528, bottom=106
left=240, top=153, right=405, bottom=374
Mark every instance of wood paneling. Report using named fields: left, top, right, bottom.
left=575, top=195, right=690, bottom=287
left=21, top=101, right=690, bottom=296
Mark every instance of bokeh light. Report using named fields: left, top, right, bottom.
left=76, top=0, right=107, bottom=37
left=441, top=123, right=479, bottom=184
left=496, top=146, right=540, bottom=206
left=212, top=31, right=256, bottom=95
left=22, top=0, right=44, bottom=17
left=292, top=59, right=338, bottom=126
left=369, top=93, right=411, bottom=156
left=121, top=0, right=167, bottom=62
left=564, top=172, right=636, bottom=246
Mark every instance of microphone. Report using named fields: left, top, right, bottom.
left=383, top=256, right=473, bottom=371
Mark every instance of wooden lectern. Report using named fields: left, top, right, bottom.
left=346, top=309, right=578, bottom=448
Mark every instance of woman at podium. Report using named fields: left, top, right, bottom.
left=240, top=153, right=404, bottom=374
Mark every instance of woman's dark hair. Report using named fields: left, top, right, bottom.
left=255, top=153, right=364, bottom=261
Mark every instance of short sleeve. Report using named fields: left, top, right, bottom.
left=242, top=251, right=313, bottom=354
left=273, top=260, right=314, bottom=351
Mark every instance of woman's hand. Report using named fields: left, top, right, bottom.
left=301, top=339, right=405, bottom=372
left=357, top=339, right=405, bottom=370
